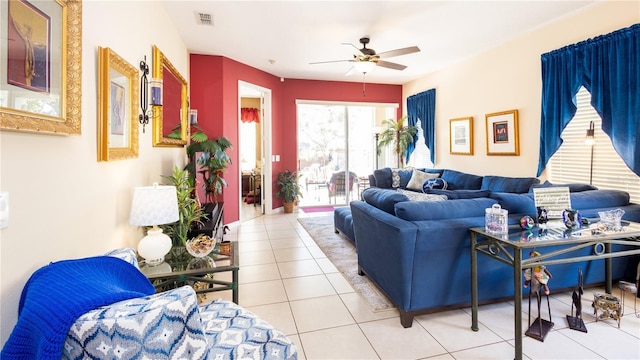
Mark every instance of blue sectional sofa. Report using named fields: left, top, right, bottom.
left=346, top=168, right=640, bottom=327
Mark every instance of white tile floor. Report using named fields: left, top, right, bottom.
left=210, top=209, right=640, bottom=360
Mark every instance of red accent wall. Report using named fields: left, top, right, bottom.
left=190, top=54, right=402, bottom=222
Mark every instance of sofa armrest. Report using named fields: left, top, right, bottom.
left=104, top=247, right=139, bottom=268
left=64, top=286, right=208, bottom=359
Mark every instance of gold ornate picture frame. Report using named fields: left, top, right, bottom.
left=0, top=0, right=82, bottom=135
left=152, top=45, right=188, bottom=147
left=449, top=117, right=473, bottom=155
left=485, top=109, right=519, bottom=156
left=97, top=47, right=139, bottom=161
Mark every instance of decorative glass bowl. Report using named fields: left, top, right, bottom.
left=597, top=208, right=625, bottom=232
left=185, top=235, right=216, bottom=257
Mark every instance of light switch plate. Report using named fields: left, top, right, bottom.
left=0, top=192, right=8, bottom=229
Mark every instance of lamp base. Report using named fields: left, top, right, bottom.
left=138, top=227, right=172, bottom=266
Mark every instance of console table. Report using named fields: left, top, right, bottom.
left=140, top=241, right=239, bottom=304
left=469, top=221, right=640, bottom=360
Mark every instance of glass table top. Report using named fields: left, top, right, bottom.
left=139, top=241, right=238, bottom=278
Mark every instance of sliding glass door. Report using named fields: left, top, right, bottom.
left=297, top=102, right=396, bottom=207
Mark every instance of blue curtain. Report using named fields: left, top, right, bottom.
left=537, top=23, right=640, bottom=177
left=406, top=89, right=436, bottom=164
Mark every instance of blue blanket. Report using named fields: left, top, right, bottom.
left=1, top=256, right=155, bottom=359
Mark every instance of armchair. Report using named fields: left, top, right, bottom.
left=64, top=248, right=297, bottom=359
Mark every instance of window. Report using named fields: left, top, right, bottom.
left=549, top=87, right=640, bottom=203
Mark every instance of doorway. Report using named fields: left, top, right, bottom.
left=296, top=101, right=397, bottom=207
left=238, top=81, right=272, bottom=221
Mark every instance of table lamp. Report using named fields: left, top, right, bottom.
left=129, top=183, right=179, bottom=265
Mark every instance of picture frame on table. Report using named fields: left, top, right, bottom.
left=0, top=0, right=82, bottom=135
left=449, top=117, right=473, bottom=155
left=97, top=47, right=139, bottom=161
left=485, top=109, right=519, bottom=156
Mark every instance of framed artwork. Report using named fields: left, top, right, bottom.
left=97, top=47, right=139, bottom=161
left=0, top=0, right=82, bottom=135
left=485, top=109, right=519, bottom=156
left=449, top=117, right=473, bottom=155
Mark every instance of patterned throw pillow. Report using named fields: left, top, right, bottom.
left=423, top=177, right=448, bottom=191
left=406, top=170, right=440, bottom=191
left=391, top=168, right=401, bottom=188
left=397, top=188, right=448, bottom=202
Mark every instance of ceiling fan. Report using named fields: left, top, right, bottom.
left=310, top=37, right=420, bottom=75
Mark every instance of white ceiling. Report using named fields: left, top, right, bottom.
left=161, top=0, right=598, bottom=85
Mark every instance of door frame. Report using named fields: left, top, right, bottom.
left=238, top=81, right=273, bottom=219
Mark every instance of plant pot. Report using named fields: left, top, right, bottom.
left=283, top=202, right=295, bottom=213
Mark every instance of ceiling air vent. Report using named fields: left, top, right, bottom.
left=195, top=12, right=214, bottom=26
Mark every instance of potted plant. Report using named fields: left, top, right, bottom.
left=185, top=136, right=233, bottom=203
left=377, top=116, right=419, bottom=168
left=275, top=169, right=303, bottom=213
left=160, top=166, right=206, bottom=246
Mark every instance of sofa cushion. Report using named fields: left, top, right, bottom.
left=406, top=169, right=440, bottom=191
left=441, top=169, right=483, bottom=190
left=362, top=188, right=409, bottom=214
left=394, top=198, right=498, bottom=221
left=425, top=189, right=492, bottom=200
left=530, top=180, right=598, bottom=193
left=393, top=168, right=415, bottom=188
left=481, top=175, right=540, bottom=193
left=373, top=168, right=393, bottom=188
left=397, top=189, right=447, bottom=202
left=490, top=192, right=536, bottom=215
left=570, top=189, right=630, bottom=210
left=422, top=177, right=448, bottom=191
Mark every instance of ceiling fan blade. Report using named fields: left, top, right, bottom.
left=342, top=42, right=364, bottom=56
left=376, top=60, right=407, bottom=71
left=345, top=66, right=356, bottom=76
left=377, top=46, right=420, bottom=59
left=309, top=59, right=351, bottom=65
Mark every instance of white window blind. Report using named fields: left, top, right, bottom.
left=548, top=87, right=640, bottom=203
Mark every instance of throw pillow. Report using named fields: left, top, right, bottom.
left=406, top=170, right=440, bottom=191
left=397, top=188, right=447, bottom=202
left=423, top=177, right=448, bottom=191
left=391, top=168, right=401, bottom=188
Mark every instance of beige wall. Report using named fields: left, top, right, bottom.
left=403, top=1, right=639, bottom=178
left=0, top=1, right=188, bottom=344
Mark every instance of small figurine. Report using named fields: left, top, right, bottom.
left=537, top=207, right=548, bottom=225
left=520, top=215, right=535, bottom=230
left=524, top=250, right=553, bottom=295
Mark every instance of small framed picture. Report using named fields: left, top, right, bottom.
left=449, top=117, right=473, bottom=155
left=485, top=109, right=519, bottom=156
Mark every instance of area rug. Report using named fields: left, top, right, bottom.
left=301, top=206, right=335, bottom=213
left=297, top=216, right=395, bottom=311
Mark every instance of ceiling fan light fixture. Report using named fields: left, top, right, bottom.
left=354, top=61, right=376, bottom=74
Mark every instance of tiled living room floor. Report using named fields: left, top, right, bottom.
left=211, top=210, right=640, bottom=360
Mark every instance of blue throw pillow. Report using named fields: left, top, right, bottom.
left=423, top=178, right=448, bottom=191
left=440, top=169, right=483, bottom=190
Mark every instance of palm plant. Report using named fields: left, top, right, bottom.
left=185, top=136, right=233, bottom=203
left=377, top=116, right=419, bottom=167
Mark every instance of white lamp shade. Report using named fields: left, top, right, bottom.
left=129, top=185, right=179, bottom=226
left=354, top=61, right=376, bottom=74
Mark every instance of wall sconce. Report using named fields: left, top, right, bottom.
left=139, top=58, right=150, bottom=133
left=150, top=78, right=163, bottom=106
left=585, top=120, right=595, bottom=145
left=585, top=120, right=595, bottom=185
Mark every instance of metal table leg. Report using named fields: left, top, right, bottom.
left=471, top=232, right=479, bottom=331
left=514, top=248, right=523, bottom=360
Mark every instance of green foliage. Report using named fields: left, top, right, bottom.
left=377, top=116, right=419, bottom=167
left=160, top=166, right=206, bottom=246
left=185, top=136, right=233, bottom=203
left=168, top=122, right=208, bottom=143
left=275, top=170, right=303, bottom=203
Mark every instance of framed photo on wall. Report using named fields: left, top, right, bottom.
left=0, top=0, right=82, bottom=135
left=97, top=47, right=139, bottom=161
left=449, top=117, right=473, bottom=155
left=485, top=109, right=519, bottom=155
